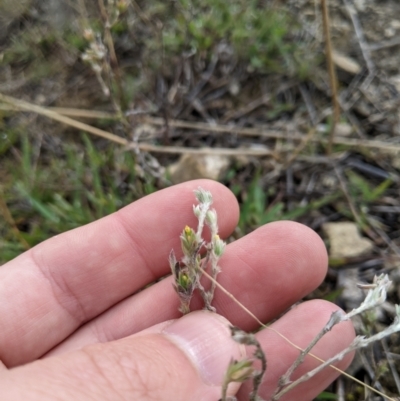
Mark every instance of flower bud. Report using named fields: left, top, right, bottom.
left=180, top=225, right=198, bottom=256
left=177, top=271, right=192, bottom=292
left=193, top=204, right=201, bottom=218
left=116, top=0, right=129, bottom=12
left=212, top=234, right=225, bottom=257
left=194, top=187, right=213, bottom=204
left=206, top=209, right=217, bottom=225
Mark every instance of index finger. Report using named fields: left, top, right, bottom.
left=0, top=180, right=239, bottom=367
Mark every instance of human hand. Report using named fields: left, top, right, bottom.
left=0, top=180, right=354, bottom=401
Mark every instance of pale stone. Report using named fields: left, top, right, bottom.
left=335, top=122, right=353, bottom=137
left=168, top=153, right=230, bottom=184
left=323, top=222, right=374, bottom=258
left=332, top=51, right=362, bottom=75
left=391, top=20, right=400, bottom=30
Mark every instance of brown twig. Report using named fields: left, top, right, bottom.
left=2, top=100, right=400, bottom=153
left=97, top=0, right=126, bottom=110
left=0, top=93, right=275, bottom=157
left=321, top=0, right=341, bottom=155
left=0, top=93, right=128, bottom=145
left=284, top=127, right=317, bottom=167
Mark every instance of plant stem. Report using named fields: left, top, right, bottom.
left=97, top=0, right=126, bottom=110
left=321, top=0, right=340, bottom=155
left=274, top=310, right=344, bottom=398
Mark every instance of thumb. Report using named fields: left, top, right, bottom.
left=1, top=311, right=244, bottom=401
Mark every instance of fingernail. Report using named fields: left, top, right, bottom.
left=162, top=311, right=245, bottom=385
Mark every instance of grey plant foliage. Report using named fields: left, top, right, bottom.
left=272, top=274, right=400, bottom=400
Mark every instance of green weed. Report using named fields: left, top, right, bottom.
left=314, top=391, right=338, bottom=400
left=335, top=170, right=392, bottom=228
left=142, top=0, right=315, bottom=77
left=0, top=131, right=157, bottom=263
left=238, top=175, right=341, bottom=232
left=346, top=171, right=392, bottom=204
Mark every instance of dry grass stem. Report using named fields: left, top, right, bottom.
left=97, top=0, right=126, bottom=110
left=3, top=100, right=400, bottom=153
left=321, top=0, right=340, bottom=155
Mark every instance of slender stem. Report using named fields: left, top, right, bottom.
left=207, top=253, right=220, bottom=308
left=274, top=311, right=344, bottom=398
left=196, top=251, right=216, bottom=312
left=250, top=341, right=267, bottom=401
left=321, top=0, right=340, bottom=155
left=274, top=316, right=400, bottom=400
left=97, top=0, right=126, bottom=110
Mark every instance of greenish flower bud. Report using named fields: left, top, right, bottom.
left=194, top=188, right=213, bottom=204
left=178, top=271, right=192, bottom=292
left=180, top=225, right=198, bottom=256
left=206, top=209, right=217, bottom=225
left=116, top=0, right=128, bottom=12
left=193, top=204, right=201, bottom=218
left=212, top=234, right=226, bottom=257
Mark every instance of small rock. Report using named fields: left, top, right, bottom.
left=391, top=20, right=400, bottom=30
left=323, top=222, right=374, bottom=258
left=384, top=27, right=396, bottom=38
left=335, top=122, right=353, bottom=137
left=332, top=51, right=362, bottom=75
left=229, top=80, right=240, bottom=96
left=168, top=153, right=230, bottom=184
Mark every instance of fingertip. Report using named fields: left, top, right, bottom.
left=257, top=220, right=328, bottom=287
left=216, top=221, right=329, bottom=327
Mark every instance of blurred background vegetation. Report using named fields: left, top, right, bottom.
left=1, top=1, right=400, bottom=398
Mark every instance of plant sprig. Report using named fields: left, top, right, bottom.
left=169, top=187, right=226, bottom=314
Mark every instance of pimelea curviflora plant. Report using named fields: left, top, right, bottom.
left=169, top=187, right=226, bottom=314
left=169, top=188, right=400, bottom=401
